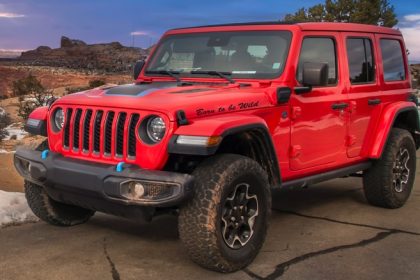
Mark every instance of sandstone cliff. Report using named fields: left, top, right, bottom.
left=18, top=36, right=148, bottom=73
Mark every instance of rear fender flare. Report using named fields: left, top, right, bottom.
left=366, top=101, right=419, bottom=158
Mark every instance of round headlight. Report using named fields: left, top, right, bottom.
left=54, top=108, right=65, bottom=131
left=146, top=117, right=166, bottom=143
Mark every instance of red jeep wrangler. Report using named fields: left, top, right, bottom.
left=15, top=22, right=419, bottom=272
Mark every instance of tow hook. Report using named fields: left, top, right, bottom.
left=41, top=150, right=49, bottom=159
left=116, top=162, right=125, bottom=172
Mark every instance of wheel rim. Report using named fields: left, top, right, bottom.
left=221, top=183, right=259, bottom=249
left=392, top=148, right=410, bottom=193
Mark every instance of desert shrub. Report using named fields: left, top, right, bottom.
left=12, top=74, right=52, bottom=121
left=0, top=113, right=11, bottom=142
left=65, top=86, right=88, bottom=94
left=89, top=79, right=106, bottom=88
left=65, top=79, right=106, bottom=95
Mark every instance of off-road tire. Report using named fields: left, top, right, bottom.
left=363, top=128, right=417, bottom=208
left=24, top=140, right=95, bottom=226
left=178, top=154, right=271, bottom=272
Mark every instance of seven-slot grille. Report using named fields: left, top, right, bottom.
left=62, top=107, right=140, bottom=160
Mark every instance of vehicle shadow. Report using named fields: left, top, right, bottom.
left=87, top=212, right=180, bottom=240
left=86, top=178, right=367, bottom=241
left=271, top=177, right=367, bottom=213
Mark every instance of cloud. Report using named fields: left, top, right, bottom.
left=399, top=14, right=420, bottom=62
left=404, top=14, right=420, bottom=22
left=0, top=48, right=27, bottom=52
left=0, top=12, right=25, bottom=18
left=400, top=23, right=420, bottom=62
left=130, top=31, right=149, bottom=36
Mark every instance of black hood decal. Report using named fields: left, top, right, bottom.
left=105, top=82, right=178, bottom=96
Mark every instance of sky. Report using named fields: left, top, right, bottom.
left=0, top=0, right=419, bottom=61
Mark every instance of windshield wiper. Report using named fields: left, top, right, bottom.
left=190, top=70, right=236, bottom=84
left=146, top=70, right=182, bottom=83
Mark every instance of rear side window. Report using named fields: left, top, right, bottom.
left=297, top=37, right=337, bottom=85
left=346, top=38, right=375, bottom=84
left=380, top=39, right=406, bottom=81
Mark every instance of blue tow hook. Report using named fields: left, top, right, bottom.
left=41, top=150, right=49, bottom=159
left=116, top=162, right=125, bottom=172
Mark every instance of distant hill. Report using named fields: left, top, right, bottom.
left=16, top=36, right=148, bottom=73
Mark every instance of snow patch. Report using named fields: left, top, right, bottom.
left=3, top=123, right=27, bottom=141
left=0, top=107, right=5, bottom=117
left=0, top=191, right=38, bottom=227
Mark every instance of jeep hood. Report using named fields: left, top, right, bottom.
left=54, top=82, right=274, bottom=121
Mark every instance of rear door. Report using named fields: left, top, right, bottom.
left=290, top=32, right=349, bottom=170
left=342, top=33, right=380, bottom=158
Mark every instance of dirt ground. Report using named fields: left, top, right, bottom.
left=0, top=156, right=419, bottom=279
left=0, top=154, right=23, bottom=192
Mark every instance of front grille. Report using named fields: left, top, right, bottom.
left=116, top=113, right=127, bottom=157
left=93, top=110, right=103, bottom=153
left=62, top=107, right=140, bottom=160
left=82, top=110, right=93, bottom=152
left=128, top=114, right=140, bottom=158
left=73, top=109, right=82, bottom=151
left=104, top=112, right=115, bottom=155
left=63, top=108, right=73, bottom=148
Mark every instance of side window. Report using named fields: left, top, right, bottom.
left=380, top=39, right=406, bottom=81
left=346, top=38, right=375, bottom=84
left=297, top=37, right=337, bottom=85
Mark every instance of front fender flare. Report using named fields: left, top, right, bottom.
left=168, top=114, right=281, bottom=185
left=24, top=106, right=49, bottom=136
left=168, top=114, right=268, bottom=155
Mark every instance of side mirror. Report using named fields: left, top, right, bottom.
left=133, top=60, right=145, bottom=80
left=302, top=62, right=329, bottom=87
left=294, top=62, right=329, bottom=95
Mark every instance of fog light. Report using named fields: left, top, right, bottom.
left=119, top=180, right=179, bottom=201
left=127, top=182, right=145, bottom=199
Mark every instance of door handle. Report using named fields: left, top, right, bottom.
left=368, top=99, right=381, bottom=106
left=331, top=103, right=349, bottom=110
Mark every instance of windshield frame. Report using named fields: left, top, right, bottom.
left=144, top=30, right=293, bottom=81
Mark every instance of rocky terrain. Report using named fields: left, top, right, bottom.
left=411, top=64, right=420, bottom=86
left=17, top=36, right=148, bottom=73
left=0, top=65, right=131, bottom=98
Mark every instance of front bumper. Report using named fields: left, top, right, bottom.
left=14, top=147, right=194, bottom=218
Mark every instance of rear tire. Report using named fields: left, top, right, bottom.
left=363, top=128, right=417, bottom=208
left=178, top=154, right=271, bottom=272
left=24, top=140, right=94, bottom=226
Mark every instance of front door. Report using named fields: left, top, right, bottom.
left=290, top=33, right=348, bottom=170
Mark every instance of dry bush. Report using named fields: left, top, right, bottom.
left=65, top=79, right=106, bottom=94
left=12, top=74, right=52, bottom=121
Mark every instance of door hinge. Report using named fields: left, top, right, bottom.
left=346, top=135, right=356, bottom=147
left=289, top=145, right=302, bottom=158
left=291, top=106, right=302, bottom=120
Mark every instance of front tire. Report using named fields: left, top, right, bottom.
left=24, top=140, right=95, bottom=226
left=178, top=154, right=271, bottom=272
left=25, top=181, right=95, bottom=226
left=363, top=128, right=417, bottom=208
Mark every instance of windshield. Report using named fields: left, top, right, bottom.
left=146, top=31, right=292, bottom=79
